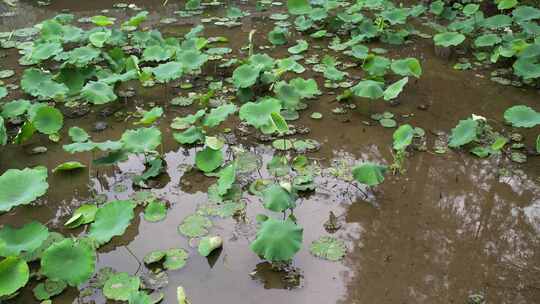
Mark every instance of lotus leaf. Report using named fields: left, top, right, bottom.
left=391, top=58, right=422, bottom=78
left=309, top=236, right=346, bottom=261
left=177, top=49, right=208, bottom=72
left=239, top=97, right=282, bottom=132
left=0, top=257, right=29, bottom=297
left=153, top=62, right=183, bottom=83
left=163, top=248, right=189, bottom=270
left=198, top=236, right=223, bottom=257
left=136, top=107, right=163, bottom=125
left=263, top=184, right=295, bottom=212
left=217, top=164, right=236, bottom=196
left=362, top=55, right=390, bottom=77
left=88, top=200, right=135, bottom=245
left=504, top=105, right=540, bottom=128
left=173, top=126, right=204, bottom=145
left=287, top=0, right=312, bottom=15
left=288, top=40, right=309, bottom=54
left=81, top=81, right=117, bottom=104
left=448, top=119, right=478, bottom=147
left=53, top=161, right=86, bottom=173
left=21, top=68, right=68, bottom=100
left=352, top=163, right=387, bottom=186
left=195, top=147, right=223, bottom=173
left=0, top=221, right=49, bottom=257
left=474, top=34, right=501, bottom=48
left=103, top=272, right=140, bottom=301
left=513, top=6, right=540, bottom=22
left=482, top=14, right=512, bottom=29
left=121, top=127, right=162, bottom=153
left=351, top=80, right=384, bottom=99
left=393, top=124, right=414, bottom=150
left=0, top=166, right=48, bottom=212
left=203, top=103, right=236, bottom=128
left=31, top=42, right=63, bottom=61
left=68, top=127, right=90, bottom=142
left=433, top=32, right=465, bottom=47
left=232, top=64, right=260, bottom=88
left=64, top=204, right=98, bottom=228
left=143, top=45, right=172, bottom=62
left=268, top=26, right=289, bottom=45
left=66, top=47, right=101, bottom=67
left=383, top=77, right=409, bottom=101
left=144, top=200, right=167, bottom=222
left=0, top=117, right=6, bottom=146
left=40, top=239, right=96, bottom=286
left=250, top=218, right=303, bottom=262
left=91, top=15, right=115, bottom=26
left=89, top=30, right=111, bottom=48
left=178, top=214, right=212, bottom=238
left=32, top=279, right=67, bottom=300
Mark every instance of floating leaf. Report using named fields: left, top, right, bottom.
left=309, top=236, right=346, bottom=261
left=68, top=127, right=90, bottom=142
left=31, top=106, right=63, bottom=135
left=504, top=105, right=540, bottom=128
left=448, top=119, right=478, bottom=147
left=0, top=257, right=29, bottom=297
left=1, top=100, right=31, bottom=119
left=262, top=184, right=295, bottom=212
left=0, top=221, right=49, bottom=257
left=81, top=81, right=117, bottom=104
left=64, top=204, right=98, bottom=228
left=173, top=126, right=204, bottom=145
left=352, top=163, right=387, bottom=186
left=40, top=239, right=96, bottom=286
left=53, top=161, right=86, bottom=173
left=198, top=236, right=223, bottom=257
left=393, top=124, right=414, bottom=150
left=144, top=200, right=167, bottom=222
left=195, top=147, right=223, bottom=173
left=0, top=166, right=48, bottom=212
left=433, top=32, right=465, bottom=47
left=383, top=77, right=408, bottom=101
left=250, top=218, right=303, bottom=262
left=121, top=127, right=162, bottom=153
left=88, top=200, right=135, bottom=246
left=103, top=272, right=140, bottom=301
left=163, top=248, right=189, bottom=270
left=178, top=214, right=212, bottom=238
left=33, top=278, right=67, bottom=301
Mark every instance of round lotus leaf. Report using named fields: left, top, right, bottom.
left=0, top=166, right=48, bottom=212
left=177, top=49, right=208, bottom=72
left=198, top=236, right=223, bottom=257
left=448, top=118, right=478, bottom=148
left=391, top=58, right=422, bottom=78
left=250, top=218, right=303, bottom=262
left=379, top=118, right=397, bottom=128
left=351, top=80, right=384, bottom=99
left=103, top=272, right=140, bottom=301
left=163, top=248, right=189, bottom=270
left=262, top=184, right=295, bottom=212
left=309, top=236, right=346, bottom=261
left=33, top=279, right=67, bottom=300
left=32, top=106, right=63, bottom=135
left=195, top=147, right=223, bottom=173
left=1, top=99, right=31, bottom=119
left=504, top=105, right=540, bottom=128
left=81, top=81, right=117, bottom=105
left=68, top=127, right=90, bottom=143
left=21, top=69, right=69, bottom=100
left=433, top=32, right=465, bottom=47
left=352, top=163, right=387, bottom=186
left=121, top=127, right=162, bottom=153
left=178, top=214, right=212, bottom=238
left=153, top=62, right=183, bottom=83
left=88, top=200, right=135, bottom=246
left=232, top=64, right=260, bottom=88
left=287, top=0, right=312, bottom=14
left=143, top=250, right=166, bottom=265
left=0, top=256, right=29, bottom=297
left=144, top=200, right=167, bottom=222
left=0, top=221, right=49, bottom=257
left=40, top=239, right=96, bottom=286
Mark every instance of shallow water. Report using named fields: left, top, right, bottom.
left=0, top=1, right=539, bottom=304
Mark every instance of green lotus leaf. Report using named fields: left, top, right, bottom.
left=352, top=163, right=387, bottom=186
left=163, top=248, right=189, bottom=270
left=136, top=107, right=163, bottom=125
left=53, top=161, right=86, bottom=173
left=89, top=29, right=111, bottom=48
left=64, top=204, right=98, bottom=228
left=40, top=239, right=96, bottom=286
left=250, top=218, right=303, bottom=262
left=430, top=0, right=444, bottom=15
left=268, top=26, right=289, bottom=45
left=142, top=45, right=172, bottom=62
left=309, top=236, right=346, bottom=261
left=177, top=49, right=208, bottom=72
left=31, top=42, right=63, bottom=61
left=153, top=62, right=183, bottom=83
left=362, top=55, right=390, bottom=77
left=123, top=11, right=149, bottom=27
left=0, top=221, right=49, bottom=257
left=133, top=158, right=163, bottom=185
left=103, top=272, right=140, bottom=301
left=351, top=80, right=384, bottom=99
left=144, top=200, right=167, bottom=222
left=290, top=78, right=321, bottom=99
left=31, top=105, right=63, bottom=135
left=170, top=109, right=206, bottom=130
left=68, top=127, right=90, bottom=143
left=270, top=112, right=289, bottom=134
left=287, top=0, right=312, bottom=15
left=536, top=135, right=540, bottom=153
left=173, top=126, right=204, bottom=145
left=88, top=200, right=135, bottom=245
left=121, top=127, right=162, bottom=153
left=262, top=184, right=295, bottom=212
left=195, top=147, right=223, bottom=173
left=288, top=40, right=309, bottom=54
left=202, top=103, right=237, bottom=128
left=513, top=57, right=540, bottom=80
left=32, top=278, right=67, bottom=300
left=90, top=15, right=115, bottom=26
left=232, top=64, right=260, bottom=88
left=448, top=118, right=478, bottom=147
left=0, top=117, right=6, bottom=146
left=0, top=257, right=29, bottom=297
left=217, top=164, right=236, bottom=196
left=129, top=291, right=152, bottom=304
left=513, top=6, right=540, bottom=22
left=0, top=86, right=7, bottom=101
left=81, top=81, right=117, bottom=104
left=481, top=14, right=512, bottom=29
left=198, top=201, right=245, bottom=218
left=239, top=97, right=282, bottom=132
left=0, top=166, right=48, bottom=212
left=383, top=77, right=409, bottom=101
left=65, top=46, right=101, bottom=67
left=0, top=99, right=26, bottom=119
left=178, top=214, right=212, bottom=238
left=274, top=81, right=301, bottom=110
left=198, top=236, right=223, bottom=257
left=504, top=105, right=540, bottom=128
left=143, top=250, right=166, bottom=264
left=474, top=34, right=501, bottom=48
left=393, top=124, right=414, bottom=151
left=21, top=68, right=69, bottom=100
left=462, top=4, right=479, bottom=16
left=433, top=32, right=465, bottom=47
left=390, top=58, right=422, bottom=78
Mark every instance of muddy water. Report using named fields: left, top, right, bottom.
left=0, top=1, right=539, bottom=304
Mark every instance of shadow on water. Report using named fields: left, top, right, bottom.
left=0, top=0, right=538, bottom=303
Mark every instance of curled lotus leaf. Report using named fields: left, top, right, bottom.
left=0, top=166, right=48, bottom=212
left=250, top=218, right=303, bottom=262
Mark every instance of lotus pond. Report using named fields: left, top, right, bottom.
left=0, top=0, right=539, bottom=303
